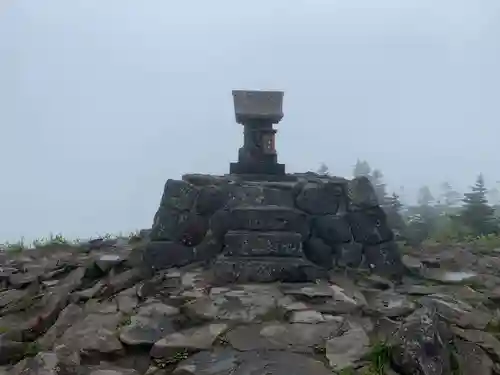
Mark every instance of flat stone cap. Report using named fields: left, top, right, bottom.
left=232, top=90, right=284, bottom=124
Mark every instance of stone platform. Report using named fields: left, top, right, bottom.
left=142, top=172, right=404, bottom=283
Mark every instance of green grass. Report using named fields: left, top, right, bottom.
left=1, top=230, right=142, bottom=253
left=365, top=341, right=392, bottom=375
left=118, top=313, right=133, bottom=328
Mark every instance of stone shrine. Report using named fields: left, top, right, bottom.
left=144, top=90, right=403, bottom=283
left=230, top=90, right=285, bottom=176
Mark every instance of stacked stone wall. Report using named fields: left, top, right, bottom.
left=144, top=173, right=403, bottom=280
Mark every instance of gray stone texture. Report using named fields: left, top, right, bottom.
left=213, top=256, right=327, bottom=284
left=232, top=89, right=284, bottom=124
left=145, top=173, right=403, bottom=282
left=224, top=231, right=303, bottom=258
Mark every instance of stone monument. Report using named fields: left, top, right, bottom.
left=230, top=90, right=285, bottom=176
left=143, top=90, right=404, bottom=283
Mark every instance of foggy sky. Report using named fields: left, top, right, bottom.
left=1, top=0, right=499, bottom=242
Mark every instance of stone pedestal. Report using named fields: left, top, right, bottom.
left=213, top=206, right=325, bottom=283
left=230, top=90, right=286, bottom=176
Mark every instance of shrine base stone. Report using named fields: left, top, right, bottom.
left=144, top=173, right=404, bottom=283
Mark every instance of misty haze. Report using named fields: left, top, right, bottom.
left=4, top=2, right=500, bottom=374
left=1, top=0, right=499, bottom=242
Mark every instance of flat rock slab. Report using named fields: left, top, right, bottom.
left=59, top=313, right=124, bottom=355
left=223, top=231, right=303, bottom=257
left=454, top=338, right=493, bottom=375
left=37, top=303, right=84, bottom=350
left=326, top=322, right=370, bottom=370
left=95, top=253, right=125, bottom=272
left=364, top=290, right=416, bottom=318
left=420, top=294, right=491, bottom=329
left=422, top=269, right=478, bottom=284
left=89, top=366, right=140, bottom=375
left=10, top=352, right=63, bottom=375
left=101, top=268, right=143, bottom=297
left=225, top=321, right=344, bottom=354
left=452, top=326, right=500, bottom=362
left=288, top=310, right=333, bottom=324
left=0, top=289, right=29, bottom=309
left=281, top=282, right=366, bottom=314
left=119, top=302, right=179, bottom=346
left=0, top=268, right=85, bottom=341
left=184, top=284, right=284, bottom=323
left=213, top=256, right=326, bottom=283
left=151, top=323, right=228, bottom=358
left=173, top=348, right=332, bottom=375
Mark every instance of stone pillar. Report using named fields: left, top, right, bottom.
left=230, top=90, right=285, bottom=175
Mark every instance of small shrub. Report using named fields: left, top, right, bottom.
left=2, top=238, right=27, bottom=252
left=165, top=349, right=189, bottom=364
left=366, top=341, right=392, bottom=375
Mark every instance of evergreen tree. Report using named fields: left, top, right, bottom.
left=384, top=192, right=406, bottom=237
left=411, top=185, right=437, bottom=242
left=440, top=182, right=461, bottom=208
left=353, top=159, right=371, bottom=178
left=317, top=163, right=329, bottom=176
left=417, top=186, right=434, bottom=207
left=386, top=192, right=403, bottom=212
left=460, top=173, right=498, bottom=235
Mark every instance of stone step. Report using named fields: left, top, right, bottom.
left=213, top=256, right=327, bottom=283
left=228, top=205, right=309, bottom=237
left=224, top=230, right=303, bottom=258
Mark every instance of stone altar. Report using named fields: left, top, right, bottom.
left=143, top=90, right=403, bottom=283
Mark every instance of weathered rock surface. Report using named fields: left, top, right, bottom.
left=2, top=225, right=500, bottom=374
left=119, top=302, right=179, bottom=346
left=173, top=348, right=333, bottom=375
left=325, top=321, right=370, bottom=370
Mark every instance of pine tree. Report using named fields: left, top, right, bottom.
left=317, top=163, right=329, bottom=176
left=386, top=192, right=403, bottom=212
left=353, top=159, right=371, bottom=178
left=413, top=185, right=437, bottom=241
left=384, top=192, right=406, bottom=237
left=440, top=182, right=461, bottom=208
left=417, top=186, right=434, bottom=207
left=460, top=173, right=498, bottom=235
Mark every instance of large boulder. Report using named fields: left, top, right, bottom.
left=295, top=181, right=344, bottom=215
left=313, top=214, right=352, bottom=245
left=391, top=307, right=453, bottom=375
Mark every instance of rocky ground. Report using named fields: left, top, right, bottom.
left=1, top=237, right=500, bottom=375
